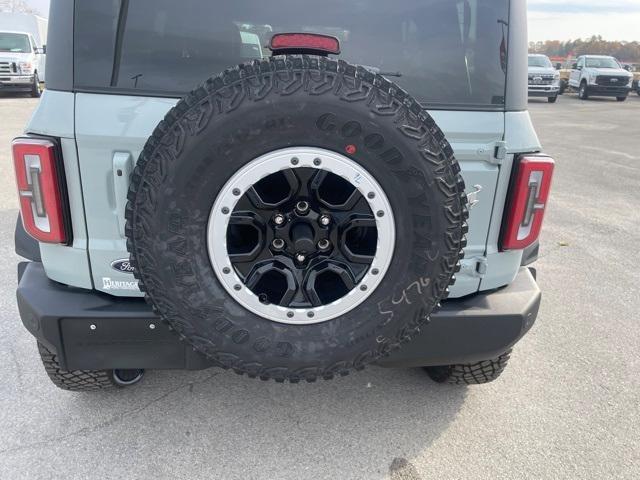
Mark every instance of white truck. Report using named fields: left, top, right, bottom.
left=0, top=12, right=48, bottom=97
left=569, top=55, right=633, bottom=102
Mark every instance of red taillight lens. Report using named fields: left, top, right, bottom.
left=12, top=138, right=68, bottom=244
left=269, top=33, right=341, bottom=55
left=501, top=156, right=555, bottom=251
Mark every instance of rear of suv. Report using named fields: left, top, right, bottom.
left=14, top=0, right=552, bottom=391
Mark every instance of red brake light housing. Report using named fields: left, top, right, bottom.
left=269, top=33, right=341, bottom=56
left=12, top=137, right=70, bottom=244
left=501, top=155, right=554, bottom=251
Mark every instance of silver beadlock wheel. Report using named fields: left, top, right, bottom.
left=208, top=147, right=395, bottom=325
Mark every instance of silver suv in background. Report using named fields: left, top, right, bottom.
left=570, top=55, right=633, bottom=101
left=527, top=54, right=560, bottom=103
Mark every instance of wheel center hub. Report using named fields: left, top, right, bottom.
left=290, top=220, right=316, bottom=255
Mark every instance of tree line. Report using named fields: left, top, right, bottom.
left=530, top=36, right=640, bottom=63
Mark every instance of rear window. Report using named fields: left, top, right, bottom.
left=74, top=0, right=510, bottom=110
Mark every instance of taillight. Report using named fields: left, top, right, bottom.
left=269, top=33, right=341, bottom=55
left=12, top=137, right=69, bottom=244
left=501, top=156, right=554, bottom=251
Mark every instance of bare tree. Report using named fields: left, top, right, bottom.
left=530, top=37, right=640, bottom=63
left=0, top=0, right=40, bottom=15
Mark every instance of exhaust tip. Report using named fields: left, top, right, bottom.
left=112, top=368, right=145, bottom=387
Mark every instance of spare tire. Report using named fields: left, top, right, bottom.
left=125, top=55, right=468, bottom=382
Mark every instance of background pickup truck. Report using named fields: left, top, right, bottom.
left=569, top=55, right=633, bottom=101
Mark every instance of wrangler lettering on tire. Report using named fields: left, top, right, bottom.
left=125, top=55, right=468, bottom=382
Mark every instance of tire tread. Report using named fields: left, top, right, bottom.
left=37, top=343, right=116, bottom=391
left=426, top=350, right=512, bottom=385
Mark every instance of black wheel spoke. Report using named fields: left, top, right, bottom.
left=293, top=167, right=319, bottom=198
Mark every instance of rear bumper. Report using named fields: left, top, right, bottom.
left=376, top=267, right=540, bottom=367
left=17, top=262, right=541, bottom=371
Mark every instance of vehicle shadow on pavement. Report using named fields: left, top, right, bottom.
left=87, top=367, right=467, bottom=479
left=3, top=358, right=467, bottom=480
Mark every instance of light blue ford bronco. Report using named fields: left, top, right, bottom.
left=14, top=0, right=553, bottom=391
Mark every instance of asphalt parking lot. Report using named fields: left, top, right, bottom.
left=0, top=91, right=638, bottom=479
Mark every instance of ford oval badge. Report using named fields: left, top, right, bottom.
left=111, top=258, right=135, bottom=274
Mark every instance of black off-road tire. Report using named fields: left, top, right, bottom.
left=126, top=55, right=468, bottom=383
left=548, top=95, right=558, bottom=103
left=425, top=350, right=512, bottom=385
left=37, top=343, right=117, bottom=391
left=30, top=72, right=42, bottom=98
left=616, top=96, right=627, bottom=102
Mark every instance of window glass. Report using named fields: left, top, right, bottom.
left=0, top=33, right=31, bottom=53
left=75, top=0, right=510, bottom=108
left=585, top=57, right=621, bottom=69
left=74, top=0, right=119, bottom=87
left=528, top=56, right=552, bottom=68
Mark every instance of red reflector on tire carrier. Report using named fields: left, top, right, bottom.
left=12, top=137, right=69, bottom=244
left=501, top=156, right=554, bottom=251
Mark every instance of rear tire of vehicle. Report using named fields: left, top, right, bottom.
left=578, top=82, right=589, bottom=100
left=425, top=350, right=511, bottom=385
left=616, top=96, right=627, bottom=102
left=30, top=72, right=42, bottom=98
left=37, top=342, right=144, bottom=391
left=548, top=95, right=558, bottom=103
left=126, top=55, right=468, bottom=383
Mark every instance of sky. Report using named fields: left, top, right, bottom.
left=24, top=0, right=640, bottom=43
left=528, top=0, right=640, bottom=42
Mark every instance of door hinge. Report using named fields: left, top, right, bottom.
left=490, top=141, right=507, bottom=165
left=459, top=257, right=488, bottom=278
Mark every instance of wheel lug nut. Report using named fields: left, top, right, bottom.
left=295, top=253, right=306, bottom=263
left=272, top=239, right=285, bottom=250
left=318, top=239, right=331, bottom=251
left=296, top=201, right=310, bottom=215
left=273, top=214, right=286, bottom=225
left=319, top=215, right=331, bottom=226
